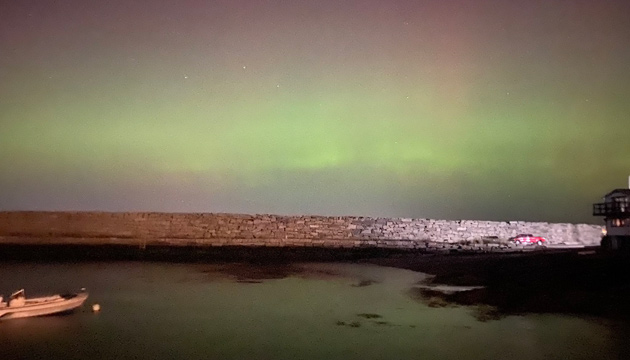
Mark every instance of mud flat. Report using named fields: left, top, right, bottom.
left=365, top=248, right=630, bottom=321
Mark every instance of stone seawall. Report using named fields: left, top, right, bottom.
left=0, top=212, right=603, bottom=249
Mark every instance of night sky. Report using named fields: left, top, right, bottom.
left=1, top=0, right=629, bottom=224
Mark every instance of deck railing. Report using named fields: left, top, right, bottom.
left=593, top=201, right=630, bottom=217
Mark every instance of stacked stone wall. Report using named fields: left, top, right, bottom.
left=0, top=211, right=603, bottom=249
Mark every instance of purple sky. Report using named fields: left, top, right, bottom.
left=1, top=0, right=629, bottom=223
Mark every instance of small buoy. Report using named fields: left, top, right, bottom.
left=92, top=303, right=101, bottom=312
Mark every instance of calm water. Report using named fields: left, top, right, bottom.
left=0, top=261, right=626, bottom=359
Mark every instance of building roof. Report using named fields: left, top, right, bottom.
left=605, top=189, right=630, bottom=198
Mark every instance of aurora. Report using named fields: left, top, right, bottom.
left=1, top=0, right=629, bottom=223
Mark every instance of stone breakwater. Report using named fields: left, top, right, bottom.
left=0, top=211, right=603, bottom=249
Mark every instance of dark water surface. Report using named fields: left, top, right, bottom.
left=0, top=262, right=626, bottom=359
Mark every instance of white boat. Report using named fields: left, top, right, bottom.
left=0, top=289, right=88, bottom=320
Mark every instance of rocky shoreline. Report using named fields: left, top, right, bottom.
left=0, top=240, right=560, bottom=261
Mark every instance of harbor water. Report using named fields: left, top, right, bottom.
left=0, top=261, right=626, bottom=359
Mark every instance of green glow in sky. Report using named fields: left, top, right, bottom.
left=1, top=0, right=629, bottom=223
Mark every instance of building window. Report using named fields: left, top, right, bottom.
left=611, top=218, right=630, bottom=227
left=615, top=199, right=629, bottom=212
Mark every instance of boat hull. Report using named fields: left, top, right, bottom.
left=0, top=293, right=88, bottom=320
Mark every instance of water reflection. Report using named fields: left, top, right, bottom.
left=0, top=262, right=626, bottom=360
